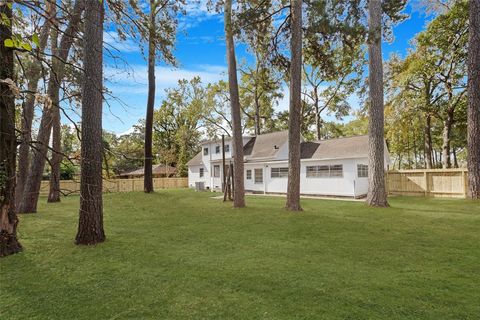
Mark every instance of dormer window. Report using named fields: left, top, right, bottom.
left=215, top=146, right=220, bottom=154
left=203, top=147, right=208, bottom=155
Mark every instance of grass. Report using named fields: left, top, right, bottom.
left=1, top=189, right=479, bottom=319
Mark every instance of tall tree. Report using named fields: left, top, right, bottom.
left=48, top=17, right=62, bottom=202
left=224, top=0, right=246, bottom=208
left=366, top=0, right=388, bottom=207
left=285, top=0, right=302, bottom=211
left=75, top=0, right=105, bottom=245
left=0, top=0, right=22, bottom=257
left=109, top=0, right=184, bottom=193
left=15, top=1, right=55, bottom=208
left=18, top=0, right=84, bottom=213
left=144, top=0, right=157, bottom=193
left=467, top=0, right=480, bottom=198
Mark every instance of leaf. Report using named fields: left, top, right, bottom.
left=32, top=33, right=39, bottom=47
left=21, top=42, right=32, bottom=51
left=4, top=39, right=14, bottom=47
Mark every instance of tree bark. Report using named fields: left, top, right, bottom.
left=0, top=1, right=22, bottom=257
left=75, top=0, right=105, bottom=245
left=467, top=0, right=480, bottom=199
left=441, top=111, right=453, bottom=169
left=15, top=2, right=54, bottom=208
left=254, top=91, right=261, bottom=136
left=48, top=21, right=61, bottom=203
left=424, top=114, right=433, bottom=169
left=366, top=0, right=388, bottom=207
left=144, top=1, right=156, bottom=194
left=224, top=0, right=245, bottom=208
left=314, top=87, right=322, bottom=140
left=48, top=105, right=62, bottom=202
left=18, top=0, right=83, bottom=213
left=285, top=0, right=303, bottom=211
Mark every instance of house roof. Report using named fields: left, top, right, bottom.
left=301, top=135, right=369, bottom=160
left=187, top=132, right=372, bottom=167
left=244, top=130, right=289, bottom=160
left=186, top=151, right=204, bottom=166
left=119, top=164, right=177, bottom=177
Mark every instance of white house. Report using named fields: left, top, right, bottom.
left=187, top=131, right=390, bottom=198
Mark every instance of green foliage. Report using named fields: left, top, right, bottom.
left=60, top=161, right=76, bottom=180
left=1, top=191, right=479, bottom=318
left=385, top=1, right=468, bottom=168
left=153, top=77, right=206, bottom=176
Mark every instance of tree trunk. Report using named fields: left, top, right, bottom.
left=467, top=0, right=480, bottom=199
left=254, top=91, right=261, bottom=136
left=285, top=0, right=303, bottom=211
left=48, top=105, right=62, bottom=202
left=224, top=0, right=245, bottom=208
left=75, top=0, right=105, bottom=245
left=424, top=114, right=433, bottom=169
left=0, top=1, right=22, bottom=257
left=17, top=0, right=83, bottom=213
left=366, top=0, right=388, bottom=207
left=452, top=148, right=459, bottom=168
left=15, top=2, right=54, bottom=208
left=48, top=24, right=61, bottom=203
left=441, top=111, right=453, bottom=169
left=314, top=87, right=321, bottom=140
left=144, top=1, right=156, bottom=194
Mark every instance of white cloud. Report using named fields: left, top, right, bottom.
left=105, top=64, right=227, bottom=94
left=103, top=31, right=140, bottom=53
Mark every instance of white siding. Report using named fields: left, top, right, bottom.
left=188, top=165, right=209, bottom=188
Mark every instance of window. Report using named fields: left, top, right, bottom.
left=225, top=144, right=230, bottom=153
left=254, top=169, right=263, bottom=184
left=330, top=165, right=343, bottom=177
left=271, top=167, right=288, bottom=178
left=199, top=168, right=204, bottom=178
left=203, top=147, right=208, bottom=155
left=215, top=145, right=220, bottom=154
left=213, top=165, right=220, bottom=178
left=306, top=165, right=343, bottom=178
left=357, top=164, right=368, bottom=178
left=246, top=169, right=252, bottom=180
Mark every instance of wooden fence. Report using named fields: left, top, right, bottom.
left=387, top=169, right=468, bottom=198
left=39, top=177, right=188, bottom=196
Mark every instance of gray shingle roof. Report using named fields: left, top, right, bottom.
left=244, top=130, right=289, bottom=160
left=186, top=151, right=203, bottom=166
left=187, top=132, right=371, bottom=166
left=301, top=135, right=369, bottom=160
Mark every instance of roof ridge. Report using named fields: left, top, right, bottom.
left=311, top=134, right=368, bottom=143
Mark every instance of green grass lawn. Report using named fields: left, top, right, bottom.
left=1, top=190, right=479, bottom=319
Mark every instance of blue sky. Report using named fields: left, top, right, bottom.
left=96, top=2, right=432, bottom=135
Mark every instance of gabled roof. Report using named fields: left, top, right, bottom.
left=187, top=132, right=372, bottom=167
left=244, top=130, right=289, bottom=160
left=301, top=135, right=369, bottom=160
left=119, top=164, right=177, bottom=177
left=186, top=151, right=203, bottom=166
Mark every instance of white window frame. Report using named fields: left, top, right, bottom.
left=246, top=169, right=252, bottom=180
left=306, top=165, right=343, bottom=178
left=199, top=168, right=204, bottom=178
left=357, top=164, right=368, bottom=178
left=271, top=167, right=288, bottom=178
left=254, top=168, right=263, bottom=184
left=215, top=145, right=220, bottom=154
left=203, top=147, right=208, bottom=155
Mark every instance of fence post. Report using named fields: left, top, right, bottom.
left=463, top=170, right=468, bottom=198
